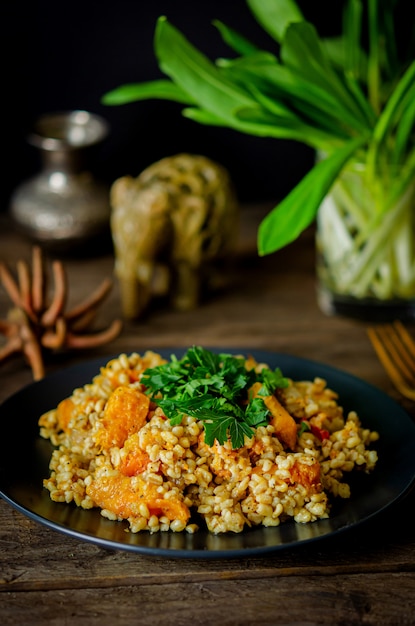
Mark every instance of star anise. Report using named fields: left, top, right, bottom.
left=0, top=246, right=122, bottom=380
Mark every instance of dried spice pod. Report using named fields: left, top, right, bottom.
left=0, top=246, right=122, bottom=380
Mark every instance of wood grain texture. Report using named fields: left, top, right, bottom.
left=1, top=210, right=414, bottom=626
left=2, top=573, right=415, bottom=626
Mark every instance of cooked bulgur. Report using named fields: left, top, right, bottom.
left=38, top=350, right=379, bottom=534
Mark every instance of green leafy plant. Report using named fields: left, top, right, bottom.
left=102, top=0, right=414, bottom=260
left=141, top=346, right=288, bottom=448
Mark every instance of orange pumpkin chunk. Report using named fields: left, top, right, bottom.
left=95, top=386, right=150, bottom=450
left=86, top=474, right=190, bottom=523
left=290, top=460, right=322, bottom=492
left=54, top=397, right=97, bottom=434
left=119, top=435, right=150, bottom=476
left=249, top=381, right=297, bottom=450
left=55, top=397, right=76, bottom=433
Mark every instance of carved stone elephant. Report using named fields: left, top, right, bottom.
left=110, top=153, right=239, bottom=319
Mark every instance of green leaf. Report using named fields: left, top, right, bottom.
left=386, top=147, right=415, bottom=217
left=379, top=0, right=400, bottom=81
left=213, top=20, right=259, bottom=56
left=258, top=135, right=367, bottom=255
left=203, top=414, right=242, bottom=447
left=228, top=420, right=255, bottom=449
left=186, top=345, right=221, bottom=372
left=101, top=80, right=194, bottom=106
left=342, top=72, right=377, bottom=127
left=181, top=398, right=247, bottom=446
left=321, top=34, right=368, bottom=86
left=246, top=0, right=304, bottom=43
left=244, top=398, right=270, bottom=427
left=367, top=60, right=415, bottom=174
left=203, top=417, right=229, bottom=447
left=186, top=100, right=340, bottom=147
left=343, top=0, right=363, bottom=79
left=241, top=85, right=301, bottom=123
left=372, top=61, right=415, bottom=147
left=220, top=55, right=367, bottom=138
left=367, top=0, right=381, bottom=114
left=154, top=17, right=258, bottom=125
left=321, top=36, right=347, bottom=71
left=232, top=105, right=340, bottom=146
left=298, top=421, right=311, bottom=437
left=393, top=93, right=415, bottom=165
left=281, top=22, right=369, bottom=127
left=182, top=108, right=232, bottom=127
left=286, top=99, right=355, bottom=140
left=260, top=367, right=289, bottom=394
left=141, top=346, right=288, bottom=448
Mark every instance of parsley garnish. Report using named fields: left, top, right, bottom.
left=141, top=346, right=288, bottom=449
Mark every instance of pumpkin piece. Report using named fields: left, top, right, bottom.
left=53, top=396, right=98, bottom=434
left=290, top=459, right=322, bottom=493
left=264, top=394, right=297, bottom=450
left=55, top=397, right=76, bottom=433
left=249, top=381, right=297, bottom=450
left=87, top=474, right=144, bottom=518
left=95, top=386, right=150, bottom=450
left=119, top=434, right=150, bottom=476
left=86, top=474, right=190, bottom=523
left=146, top=498, right=190, bottom=523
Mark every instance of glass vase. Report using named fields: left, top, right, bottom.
left=316, top=162, right=415, bottom=321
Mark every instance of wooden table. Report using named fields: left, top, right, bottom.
left=1, top=209, right=414, bottom=626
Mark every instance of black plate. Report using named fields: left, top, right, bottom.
left=1, top=349, right=414, bottom=558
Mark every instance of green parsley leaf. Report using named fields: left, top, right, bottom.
left=244, top=397, right=270, bottom=428
left=259, top=367, right=289, bottom=395
left=141, top=346, right=288, bottom=449
left=298, top=420, right=311, bottom=437
left=228, top=419, right=256, bottom=450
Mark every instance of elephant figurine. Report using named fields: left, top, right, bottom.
left=110, top=153, right=239, bottom=319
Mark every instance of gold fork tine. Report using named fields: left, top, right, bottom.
left=381, top=322, right=415, bottom=378
left=367, top=321, right=415, bottom=401
left=393, top=320, right=415, bottom=359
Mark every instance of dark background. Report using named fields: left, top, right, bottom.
left=1, top=0, right=395, bottom=215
